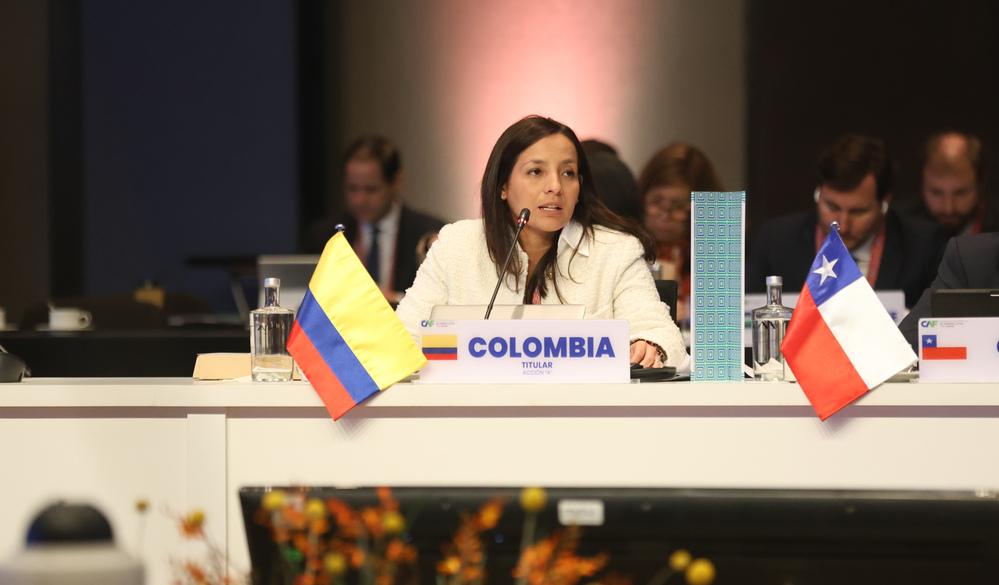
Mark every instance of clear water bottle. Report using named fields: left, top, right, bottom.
left=751, top=275, right=793, bottom=381
left=250, top=277, right=295, bottom=382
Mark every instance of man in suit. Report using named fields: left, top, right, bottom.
left=307, top=136, right=444, bottom=302
left=909, top=131, right=999, bottom=236
left=899, top=232, right=999, bottom=348
left=747, top=134, right=946, bottom=307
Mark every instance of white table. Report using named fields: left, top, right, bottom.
left=3, top=378, right=998, bottom=584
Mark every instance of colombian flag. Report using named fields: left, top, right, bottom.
left=422, top=334, right=458, bottom=360
left=287, top=231, right=426, bottom=420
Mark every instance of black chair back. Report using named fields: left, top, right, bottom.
left=654, top=279, right=679, bottom=323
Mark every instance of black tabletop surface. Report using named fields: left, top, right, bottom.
left=0, top=328, right=249, bottom=377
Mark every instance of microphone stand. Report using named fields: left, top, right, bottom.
left=485, top=208, right=530, bottom=319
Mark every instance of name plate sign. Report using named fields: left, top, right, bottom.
left=918, top=317, right=999, bottom=382
left=418, top=319, right=629, bottom=383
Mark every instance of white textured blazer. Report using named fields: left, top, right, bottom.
left=395, top=219, right=691, bottom=370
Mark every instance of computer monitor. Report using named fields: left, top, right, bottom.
left=240, top=486, right=999, bottom=585
left=932, top=289, right=999, bottom=318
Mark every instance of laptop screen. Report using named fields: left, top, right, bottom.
left=240, top=486, right=999, bottom=585
left=932, top=289, right=999, bottom=318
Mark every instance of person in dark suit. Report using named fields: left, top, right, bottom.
left=747, top=134, right=946, bottom=307
left=898, top=232, right=999, bottom=351
left=306, top=135, right=444, bottom=302
left=908, top=131, right=999, bottom=236
left=899, top=232, right=999, bottom=348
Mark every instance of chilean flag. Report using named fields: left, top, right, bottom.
left=920, top=335, right=967, bottom=360
left=781, top=226, right=917, bottom=420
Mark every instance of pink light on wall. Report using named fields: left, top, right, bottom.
left=425, top=0, right=656, bottom=219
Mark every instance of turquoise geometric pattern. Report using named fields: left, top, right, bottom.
left=691, top=191, right=745, bottom=381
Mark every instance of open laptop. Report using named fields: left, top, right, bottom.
left=932, top=289, right=999, bottom=317
left=240, top=486, right=999, bottom=585
left=430, top=304, right=585, bottom=320
left=256, top=255, right=320, bottom=313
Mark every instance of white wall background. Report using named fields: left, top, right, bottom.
left=327, top=0, right=746, bottom=222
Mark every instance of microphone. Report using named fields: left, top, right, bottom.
left=485, top=208, right=531, bottom=319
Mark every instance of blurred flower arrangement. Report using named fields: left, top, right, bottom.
left=256, top=487, right=715, bottom=585
left=256, top=487, right=418, bottom=585
left=436, top=497, right=505, bottom=585
left=135, top=499, right=246, bottom=585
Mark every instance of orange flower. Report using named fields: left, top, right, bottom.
left=513, top=528, right=606, bottom=585
left=437, top=555, right=461, bottom=575
left=326, top=500, right=362, bottom=538
left=385, top=539, right=417, bottom=564
left=376, top=486, right=399, bottom=511
left=281, top=507, right=307, bottom=530
left=291, top=534, right=307, bottom=551
left=308, top=518, right=329, bottom=535
left=180, top=510, right=205, bottom=538
left=476, top=498, right=504, bottom=530
left=360, top=507, right=384, bottom=538
left=184, top=561, right=208, bottom=584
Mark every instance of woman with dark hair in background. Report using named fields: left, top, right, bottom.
left=638, top=143, right=722, bottom=322
left=396, top=116, right=688, bottom=370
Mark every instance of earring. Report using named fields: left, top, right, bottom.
left=501, top=192, right=507, bottom=200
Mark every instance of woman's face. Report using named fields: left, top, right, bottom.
left=643, top=185, right=691, bottom=244
left=502, top=133, right=580, bottom=239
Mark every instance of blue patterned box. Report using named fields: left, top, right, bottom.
left=691, top=191, right=745, bottom=381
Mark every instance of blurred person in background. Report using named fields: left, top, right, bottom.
left=898, top=231, right=999, bottom=349
left=747, top=133, right=945, bottom=307
left=638, top=142, right=722, bottom=321
left=581, top=139, right=643, bottom=224
left=911, top=131, right=998, bottom=236
left=306, top=135, right=444, bottom=303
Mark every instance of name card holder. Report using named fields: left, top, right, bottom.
left=918, top=317, right=999, bottom=382
left=418, top=319, right=629, bottom=384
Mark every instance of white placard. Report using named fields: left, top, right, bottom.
left=418, top=319, right=629, bottom=383
left=918, top=317, right=999, bottom=383
left=558, top=499, right=605, bottom=526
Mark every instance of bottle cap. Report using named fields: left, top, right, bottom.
left=765, top=275, right=783, bottom=286
left=263, top=277, right=281, bottom=288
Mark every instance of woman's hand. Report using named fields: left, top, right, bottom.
left=629, top=340, right=663, bottom=368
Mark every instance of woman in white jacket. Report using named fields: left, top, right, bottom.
left=396, top=116, right=689, bottom=370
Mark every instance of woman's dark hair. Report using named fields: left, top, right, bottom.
left=343, top=135, right=402, bottom=183
left=480, top=115, right=654, bottom=303
left=638, top=142, right=722, bottom=205
left=584, top=147, right=643, bottom=223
